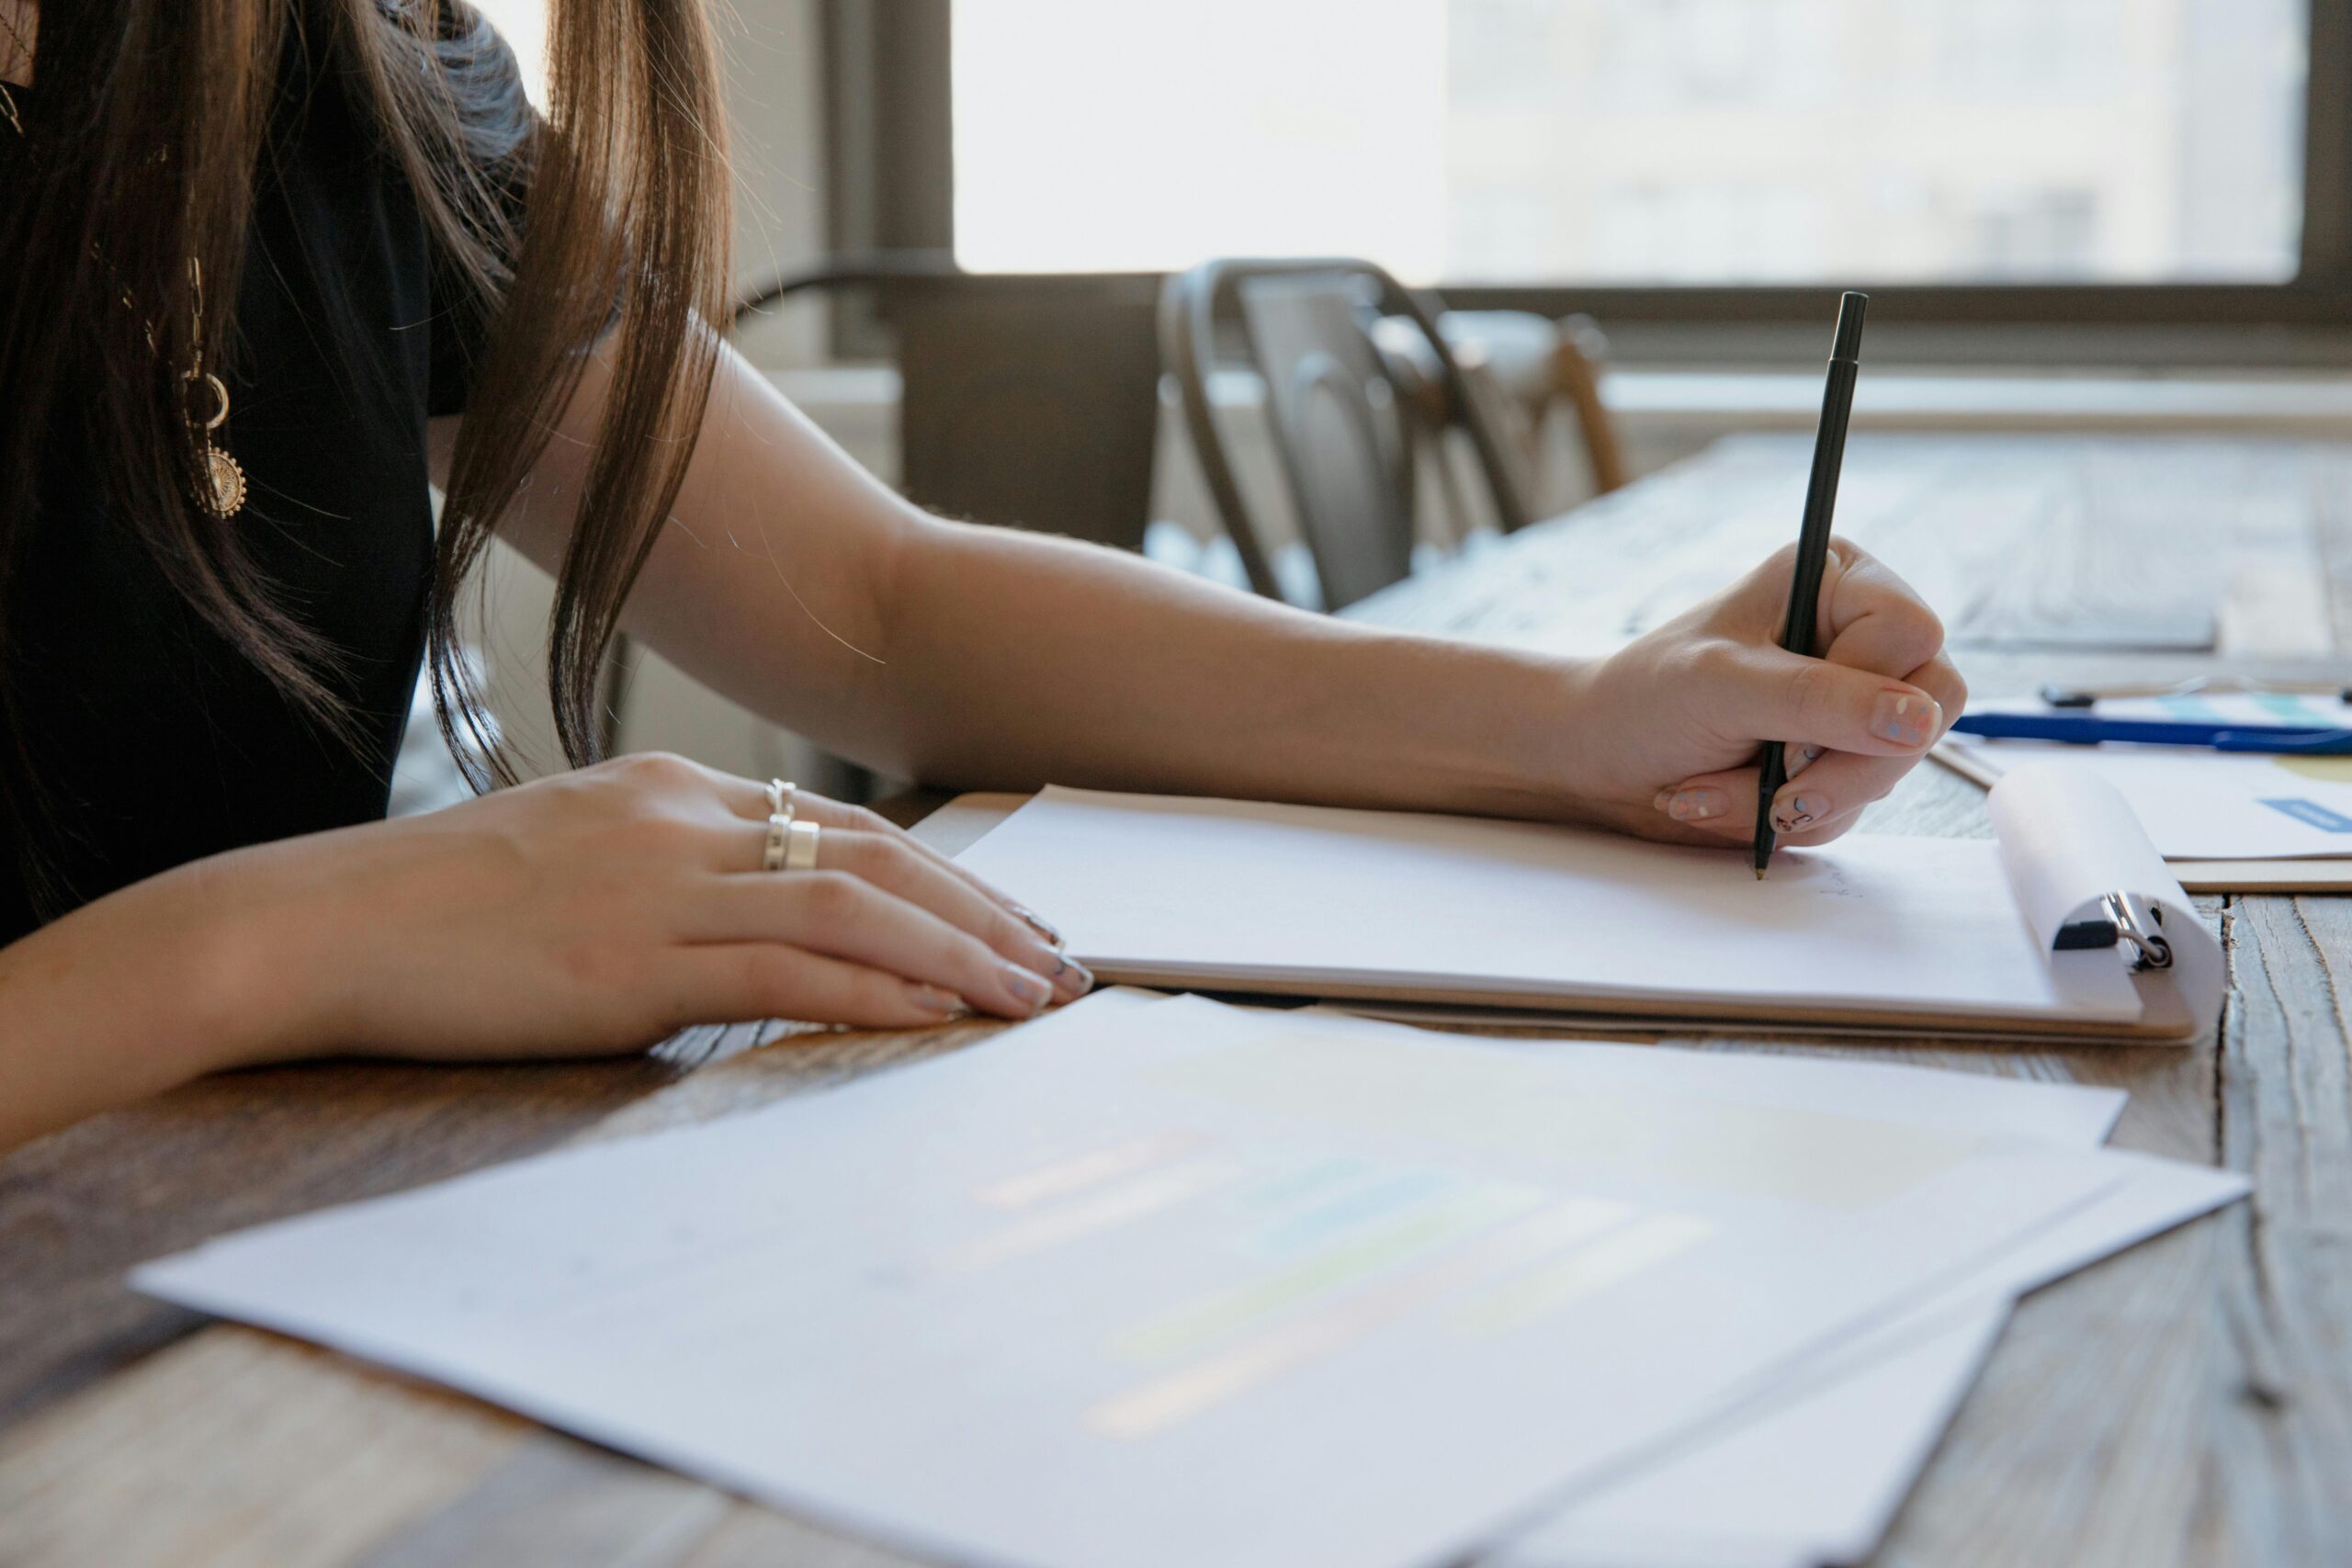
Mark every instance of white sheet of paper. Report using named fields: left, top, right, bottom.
left=1274, top=1006, right=2244, bottom=1568
left=133, top=993, right=2146, bottom=1568
left=954, top=787, right=2149, bottom=1031
left=1946, top=693, right=2352, bottom=860
left=1499, top=1148, right=2247, bottom=1568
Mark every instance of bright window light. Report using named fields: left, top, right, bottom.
left=953, top=0, right=2308, bottom=284
left=954, top=0, right=1452, bottom=278
left=470, top=0, right=549, bottom=110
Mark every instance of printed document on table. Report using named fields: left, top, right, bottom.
left=138, top=993, right=2142, bottom=1568
left=1496, top=1108, right=2245, bottom=1568
left=1944, top=692, right=2352, bottom=860
left=1291, top=1010, right=2245, bottom=1568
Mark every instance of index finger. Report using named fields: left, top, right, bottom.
left=1815, top=542, right=1947, bottom=681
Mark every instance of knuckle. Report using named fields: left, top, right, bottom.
left=1680, top=637, right=1739, bottom=690
left=849, top=805, right=895, bottom=835
left=611, top=750, right=705, bottom=794
left=849, top=829, right=911, bottom=877
left=1783, top=659, right=1831, bottom=724
left=832, top=829, right=906, bottom=887
left=795, top=869, right=868, bottom=928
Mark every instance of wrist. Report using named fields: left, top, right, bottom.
left=1522, top=653, right=1620, bottom=827
left=0, top=852, right=305, bottom=1148
left=1389, top=647, right=1614, bottom=826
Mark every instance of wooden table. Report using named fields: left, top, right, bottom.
left=6, top=433, right=2350, bottom=1567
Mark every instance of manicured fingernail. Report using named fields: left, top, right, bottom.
left=1001, top=964, right=1053, bottom=1014
left=1872, top=692, right=1941, bottom=748
left=1802, top=745, right=1824, bottom=762
left=1024, top=941, right=1090, bottom=1001
left=906, top=983, right=965, bottom=1019
left=1652, top=788, right=1672, bottom=810
left=1053, top=952, right=1096, bottom=998
left=1773, top=793, right=1827, bottom=833
left=1012, top=903, right=1064, bottom=946
left=1663, top=787, right=1730, bottom=822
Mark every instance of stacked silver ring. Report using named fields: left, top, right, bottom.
left=784, top=818, right=823, bottom=871
left=762, top=779, right=797, bottom=872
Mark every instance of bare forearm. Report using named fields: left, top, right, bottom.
left=857, top=518, right=1586, bottom=818
left=470, top=342, right=1946, bottom=841
left=483, top=346, right=1582, bottom=817
left=0, top=863, right=256, bottom=1150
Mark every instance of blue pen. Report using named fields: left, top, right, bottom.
left=1951, top=713, right=2352, bottom=755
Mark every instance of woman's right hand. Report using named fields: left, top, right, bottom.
left=203, top=752, right=1091, bottom=1065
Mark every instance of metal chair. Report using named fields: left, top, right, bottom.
left=1159, top=257, right=1538, bottom=610
left=1382, top=310, right=1631, bottom=506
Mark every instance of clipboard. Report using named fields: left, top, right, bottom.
left=953, top=766, right=2223, bottom=1043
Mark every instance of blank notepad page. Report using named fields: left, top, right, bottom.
left=956, top=788, right=2143, bottom=1027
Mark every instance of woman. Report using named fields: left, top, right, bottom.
left=0, top=0, right=1962, bottom=1150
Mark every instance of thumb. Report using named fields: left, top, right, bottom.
left=1734, top=649, right=1945, bottom=756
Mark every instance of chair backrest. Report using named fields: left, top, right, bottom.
left=1159, top=257, right=1536, bottom=609
left=1430, top=310, right=1629, bottom=504
left=1236, top=274, right=1418, bottom=609
left=612, top=259, right=1159, bottom=766
left=732, top=254, right=1162, bottom=552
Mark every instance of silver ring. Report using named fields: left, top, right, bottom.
left=784, top=818, right=822, bottom=873
left=760, top=780, right=799, bottom=872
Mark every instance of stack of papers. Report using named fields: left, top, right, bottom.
left=135, top=993, right=2246, bottom=1568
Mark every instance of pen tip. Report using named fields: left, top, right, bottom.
left=1754, top=867, right=1767, bottom=881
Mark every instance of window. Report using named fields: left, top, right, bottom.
left=471, top=0, right=549, bottom=107
left=947, top=0, right=2312, bottom=288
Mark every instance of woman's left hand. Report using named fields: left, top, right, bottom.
left=1555, top=538, right=1965, bottom=847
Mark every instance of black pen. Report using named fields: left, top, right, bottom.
left=1754, top=290, right=1868, bottom=880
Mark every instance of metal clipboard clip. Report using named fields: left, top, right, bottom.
left=2054, top=892, right=2174, bottom=972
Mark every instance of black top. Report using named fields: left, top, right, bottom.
left=0, top=8, right=526, bottom=943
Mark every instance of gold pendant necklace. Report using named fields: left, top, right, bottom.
left=185, top=261, right=247, bottom=520
left=189, top=379, right=248, bottom=519
left=3, top=12, right=247, bottom=522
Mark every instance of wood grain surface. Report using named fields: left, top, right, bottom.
left=4, top=434, right=2348, bottom=1568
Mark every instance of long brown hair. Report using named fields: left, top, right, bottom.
left=0, top=0, right=729, bottom=835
